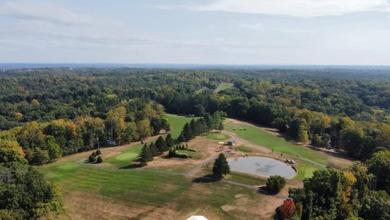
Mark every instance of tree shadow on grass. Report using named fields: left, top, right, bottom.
left=257, top=186, right=273, bottom=195
left=119, top=163, right=143, bottom=169
left=192, top=174, right=220, bottom=183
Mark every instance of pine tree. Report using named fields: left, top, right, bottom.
left=204, top=113, right=213, bottom=131
left=212, top=111, right=222, bottom=130
left=165, top=133, right=174, bottom=148
left=212, top=153, right=230, bottom=178
left=199, top=118, right=208, bottom=133
left=155, top=136, right=167, bottom=153
left=218, top=122, right=224, bottom=131
left=140, top=143, right=152, bottom=166
left=149, top=142, right=158, bottom=156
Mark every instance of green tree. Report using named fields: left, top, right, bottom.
left=165, top=133, right=174, bottom=148
left=266, top=175, right=286, bottom=194
left=367, top=150, right=390, bottom=194
left=96, top=156, right=103, bottom=163
left=212, top=153, right=230, bottom=178
left=137, top=119, right=152, bottom=139
left=298, top=119, right=309, bottom=143
left=88, top=154, right=96, bottom=163
left=289, top=169, right=346, bottom=219
left=139, top=143, right=152, bottom=166
left=0, top=148, right=27, bottom=164
left=155, top=136, right=167, bottom=153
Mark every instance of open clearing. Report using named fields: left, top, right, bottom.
left=40, top=114, right=353, bottom=219
left=214, top=82, right=234, bottom=93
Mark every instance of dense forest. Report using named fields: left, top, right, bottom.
left=0, top=67, right=390, bottom=219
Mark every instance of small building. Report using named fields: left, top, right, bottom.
left=107, top=140, right=116, bottom=146
left=187, top=216, right=208, bottom=220
left=226, top=140, right=236, bottom=146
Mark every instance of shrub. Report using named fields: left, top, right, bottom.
left=266, top=175, right=286, bottom=194
left=96, top=156, right=103, bottom=163
left=96, top=149, right=101, bottom=155
left=88, top=155, right=96, bottom=163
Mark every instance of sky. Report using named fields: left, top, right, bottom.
left=0, top=0, right=390, bottom=65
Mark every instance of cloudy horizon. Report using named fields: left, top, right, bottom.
left=0, top=0, right=389, bottom=65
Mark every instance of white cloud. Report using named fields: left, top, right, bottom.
left=0, top=1, right=96, bottom=25
left=192, top=0, right=390, bottom=17
left=239, top=22, right=264, bottom=30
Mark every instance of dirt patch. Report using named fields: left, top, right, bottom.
left=144, top=136, right=229, bottom=172
left=58, top=191, right=155, bottom=220
left=221, top=205, right=236, bottom=212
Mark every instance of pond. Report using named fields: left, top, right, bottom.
left=227, top=156, right=296, bottom=179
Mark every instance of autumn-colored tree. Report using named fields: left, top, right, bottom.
left=276, top=199, right=296, bottom=219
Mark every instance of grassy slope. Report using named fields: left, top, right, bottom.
left=164, top=114, right=197, bottom=138
left=225, top=121, right=328, bottom=179
left=225, top=121, right=328, bottom=165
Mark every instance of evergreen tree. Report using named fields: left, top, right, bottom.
left=178, top=133, right=186, bottom=143
left=204, top=113, right=213, bottom=131
left=88, top=154, right=97, bottom=163
left=218, top=121, right=224, bottom=131
left=155, top=136, right=167, bottom=153
left=189, top=119, right=197, bottom=138
left=149, top=142, right=158, bottom=156
left=139, top=143, right=152, bottom=166
left=212, top=111, right=222, bottom=130
left=199, top=118, right=208, bottom=133
left=212, top=153, right=230, bottom=178
left=96, top=156, right=103, bottom=163
left=165, top=133, right=174, bottom=148
left=182, top=123, right=191, bottom=141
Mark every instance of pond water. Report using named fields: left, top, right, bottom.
left=227, top=156, right=296, bottom=179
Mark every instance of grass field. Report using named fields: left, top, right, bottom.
left=40, top=158, right=274, bottom=219
left=225, top=121, right=328, bottom=166
left=206, top=132, right=230, bottom=140
left=38, top=114, right=345, bottom=218
left=214, top=83, right=234, bottom=93
left=164, top=114, right=197, bottom=138
left=105, top=143, right=143, bottom=168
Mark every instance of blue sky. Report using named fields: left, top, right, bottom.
left=0, top=0, right=389, bottom=65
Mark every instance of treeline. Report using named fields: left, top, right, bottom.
left=139, top=134, right=174, bottom=165
left=0, top=68, right=389, bottom=131
left=276, top=150, right=390, bottom=220
left=178, top=111, right=224, bottom=142
left=1, top=99, right=169, bottom=165
left=0, top=145, right=62, bottom=219
left=0, top=68, right=389, bottom=160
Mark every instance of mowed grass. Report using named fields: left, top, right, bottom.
left=206, top=132, right=230, bottom=140
left=225, top=121, right=328, bottom=166
left=40, top=161, right=190, bottom=205
left=105, top=143, right=143, bottom=168
left=214, top=82, right=234, bottom=93
left=40, top=160, right=267, bottom=219
left=165, top=114, right=197, bottom=138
